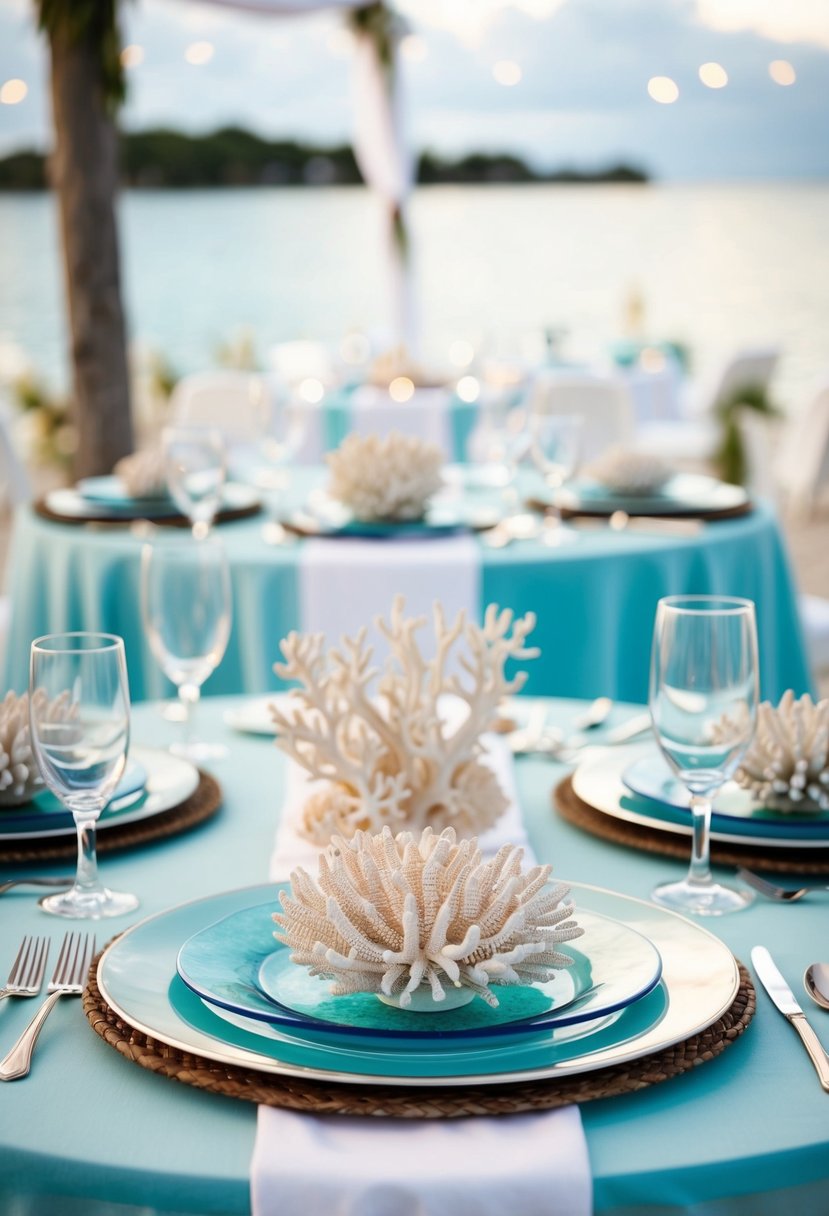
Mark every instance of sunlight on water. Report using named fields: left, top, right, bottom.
left=1, top=183, right=827, bottom=410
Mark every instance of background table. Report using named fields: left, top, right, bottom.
left=2, top=485, right=812, bottom=705
left=0, top=696, right=826, bottom=1215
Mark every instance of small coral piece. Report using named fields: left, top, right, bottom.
left=271, top=596, right=538, bottom=844
left=326, top=431, right=444, bottom=521
left=274, top=825, right=583, bottom=1008
left=733, top=691, right=829, bottom=810
left=585, top=446, right=671, bottom=495
left=114, top=446, right=168, bottom=498
left=0, top=690, right=73, bottom=807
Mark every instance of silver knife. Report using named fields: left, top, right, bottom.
left=751, top=946, right=829, bottom=1092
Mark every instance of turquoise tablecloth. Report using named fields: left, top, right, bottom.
left=2, top=487, right=812, bottom=705
left=0, top=696, right=826, bottom=1215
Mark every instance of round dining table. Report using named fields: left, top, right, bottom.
left=0, top=477, right=813, bottom=707
left=0, top=694, right=826, bottom=1215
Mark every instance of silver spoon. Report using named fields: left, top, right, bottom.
left=804, top=963, right=829, bottom=1011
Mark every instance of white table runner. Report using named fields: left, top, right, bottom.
left=251, top=737, right=593, bottom=1216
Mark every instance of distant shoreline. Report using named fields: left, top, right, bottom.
left=0, top=124, right=649, bottom=191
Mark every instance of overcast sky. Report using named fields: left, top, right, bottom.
left=0, top=0, right=827, bottom=179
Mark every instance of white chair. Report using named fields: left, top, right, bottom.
left=634, top=345, right=780, bottom=466
left=775, top=377, right=829, bottom=519
left=800, top=595, right=829, bottom=685
left=529, top=370, right=636, bottom=465
left=169, top=370, right=269, bottom=441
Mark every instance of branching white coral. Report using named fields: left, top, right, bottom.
left=0, top=690, right=74, bottom=807
left=274, top=825, right=582, bottom=1008
left=732, top=691, right=829, bottom=810
left=326, top=431, right=444, bottom=521
left=271, top=596, right=538, bottom=844
left=585, top=446, right=671, bottom=495
left=113, top=446, right=168, bottom=498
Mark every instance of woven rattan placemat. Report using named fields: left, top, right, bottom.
left=83, top=951, right=754, bottom=1118
left=34, top=497, right=261, bottom=529
left=0, top=771, right=222, bottom=865
left=554, top=774, right=829, bottom=875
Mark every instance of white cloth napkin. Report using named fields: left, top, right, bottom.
left=298, top=532, right=480, bottom=659
left=349, top=385, right=454, bottom=457
left=252, top=736, right=593, bottom=1216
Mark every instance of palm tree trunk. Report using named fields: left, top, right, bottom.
left=48, top=26, right=132, bottom=476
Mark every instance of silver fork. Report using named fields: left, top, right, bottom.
left=0, top=932, right=95, bottom=1081
left=0, top=936, right=50, bottom=1001
left=737, top=867, right=829, bottom=903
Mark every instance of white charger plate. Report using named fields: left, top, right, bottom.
left=0, top=747, right=199, bottom=841
left=96, top=881, right=739, bottom=1088
left=572, top=748, right=829, bottom=850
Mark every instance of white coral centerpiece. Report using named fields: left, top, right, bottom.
left=274, top=825, right=583, bottom=1009
left=733, top=691, right=829, bottom=811
left=0, top=690, right=73, bottom=807
left=113, top=446, right=168, bottom=499
left=585, top=446, right=671, bottom=495
left=271, top=597, right=538, bottom=845
left=326, top=431, right=444, bottom=521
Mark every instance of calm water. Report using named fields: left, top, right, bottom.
left=1, top=183, right=828, bottom=410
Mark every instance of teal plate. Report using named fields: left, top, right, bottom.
left=286, top=490, right=502, bottom=538
left=176, top=900, right=663, bottom=1040
left=76, top=475, right=173, bottom=511
left=624, top=753, right=829, bottom=839
left=97, top=883, right=739, bottom=1086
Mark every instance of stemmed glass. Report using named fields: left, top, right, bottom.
left=141, top=535, right=232, bottom=762
left=162, top=426, right=226, bottom=539
left=247, top=379, right=306, bottom=545
left=29, top=633, right=138, bottom=919
left=649, top=595, right=759, bottom=915
left=529, top=412, right=583, bottom=546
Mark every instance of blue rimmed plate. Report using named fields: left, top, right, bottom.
left=285, top=489, right=503, bottom=539
left=96, top=882, right=739, bottom=1086
left=623, top=753, right=829, bottom=840
left=0, top=757, right=146, bottom=836
left=175, top=898, right=662, bottom=1041
left=555, top=473, right=748, bottom=518
left=76, top=475, right=173, bottom=511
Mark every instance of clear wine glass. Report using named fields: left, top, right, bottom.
left=247, top=379, right=307, bottom=545
left=649, top=595, right=759, bottom=915
left=141, top=534, right=232, bottom=762
left=529, top=412, right=583, bottom=546
left=29, top=632, right=138, bottom=919
left=162, top=425, right=226, bottom=539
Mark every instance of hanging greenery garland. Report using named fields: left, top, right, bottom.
left=347, top=2, right=399, bottom=72
left=36, top=0, right=126, bottom=111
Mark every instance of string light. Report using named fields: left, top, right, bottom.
left=698, top=62, right=728, bottom=89
left=299, top=378, right=325, bottom=404
left=647, top=76, right=679, bottom=104
left=769, top=60, right=796, bottom=86
left=185, top=41, right=214, bottom=66
left=0, top=79, right=27, bottom=105
left=120, top=45, right=144, bottom=69
left=493, top=60, right=522, bottom=87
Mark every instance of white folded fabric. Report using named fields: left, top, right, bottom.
left=252, top=736, right=593, bottom=1216
left=349, top=385, right=454, bottom=457
left=298, top=532, right=481, bottom=661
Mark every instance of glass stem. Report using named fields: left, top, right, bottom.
left=688, top=794, right=713, bottom=886
left=74, top=814, right=103, bottom=894
left=179, top=682, right=200, bottom=746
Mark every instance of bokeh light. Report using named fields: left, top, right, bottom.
left=769, top=60, right=796, bottom=86
left=120, top=45, right=145, bottom=69
left=185, top=42, right=215, bottom=66
left=456, top=375, right=481, bottom=403
left=647, top=76, right=679, bottom=104
left=299, top=377, right=325, bottom=404
left=493, top=60, right=522, bottom=87
left=389, top=376, right=415, bottom=402
left=0, top=79, right=27, bottom=105
left=698, top=62, right=728, bottom=89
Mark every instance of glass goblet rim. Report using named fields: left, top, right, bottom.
left=656, top=595, right=756, bottom=617
left=31, top=631, right=126, bottom=656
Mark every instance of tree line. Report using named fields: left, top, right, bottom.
left=0, top=126, right=648, bottom=190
